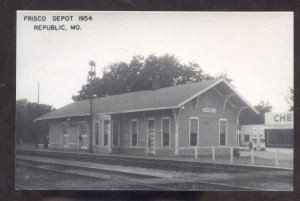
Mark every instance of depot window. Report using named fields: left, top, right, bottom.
left=112, top=121, right=119, bottom=147
left=79, top=122, right=87, bottom=135
left=219, top=119, right=227, bottom=146
left=131, top=120, right=138, bottom=147
left=244, top=134, right=250, bottom=142
left=162, top=118, right=170, bottom=147
left=95, top=122, right=100, bottom=146
left=103, top=120, right=109, bottom=146
left=62, top=123, right=69, bottom=135
left=189, top=118, right=199, bottom=146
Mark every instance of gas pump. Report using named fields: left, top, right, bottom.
left=260, top=133, right=266, bottom=151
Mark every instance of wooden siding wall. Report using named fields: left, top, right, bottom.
left=111, top=110, right=175, bottom=152
left=49, top=117, right=90, bottom=150
left=178, top=89, right=237, bottom=148
left=49, top=120, right=62, bottom=148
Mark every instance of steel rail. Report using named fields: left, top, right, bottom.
left=17, top=149, right=293, bottom=171
left=16, top=162, right=174, bottom=191
left=16, top=158, right=259, bottom=191
left=16, top=149, right=250, bottom=173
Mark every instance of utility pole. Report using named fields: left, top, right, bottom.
left=36, top=82, right=40, bottom=148
left=88, top=61, right=96, bottom=153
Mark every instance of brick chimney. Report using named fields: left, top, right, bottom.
left=151, top=78, right=160, bottom=90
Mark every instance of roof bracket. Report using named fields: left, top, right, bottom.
left=142, top=112, right=146, bottom=122
left=237, top=106, right=249, bottom=122
left=194, top=96, right=200, bottom=111
left=223, top=93, right=235, bottom=113
left=172, top=108, right=181, bottom=121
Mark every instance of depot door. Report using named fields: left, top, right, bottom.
left=81, top=134, right=88, bottom=149
left=79, top=122, right=88, bottom=149
left=98, top=115, right=111, bottom=148
left=147, top=119, right=155, bottom=154
left=62, top=123, right=69, bottom=148
left=62, top=134, right=69, bottom=148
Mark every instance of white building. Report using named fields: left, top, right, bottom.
left=265, top=112, right=293, bottom=148
left=240, top=112, right=294, bottom=149
left=240, top=124, right=265, bottom=150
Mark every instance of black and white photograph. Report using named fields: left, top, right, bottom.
left=15, top=11, right=293, bottom=191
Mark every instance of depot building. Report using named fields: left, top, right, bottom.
left=35, top=79, right=258, bottom=156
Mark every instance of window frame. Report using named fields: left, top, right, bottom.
left=161, top=117, right=171, bottom=147
left=102, top=119, right=110, bottom=147
left=189, top=117, right=199, bottom=147
left=112, top=120, right=120, bottom=147
left=147, top=117, right=156, bottom=154
left=78, top=121, right=88, bottom=136
left=61, top=122, right=69, bottom=148
left=78, top=121, right=88, bottom=149
left=219, top=119, right=227, bottom=146
left=130, top=119, right=138, bottom=147
left=94, top=121, right=101, bottom=146
left=244, top=134, right=250, bottom=143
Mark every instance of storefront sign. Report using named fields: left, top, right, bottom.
left=203, top=108, right=216, bottom=113
left=264, top=124, right=293, bottom=129
left=265, top=112, right=293, bottom=129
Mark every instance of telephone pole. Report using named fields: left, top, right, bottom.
left=36, top=82, right=40, bottom=148
left=88, top=61, right=96, bottom=153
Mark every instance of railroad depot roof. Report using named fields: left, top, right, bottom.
left=35, top=78, right=258, bottom=121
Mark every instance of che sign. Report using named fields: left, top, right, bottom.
left=265, top=112, right=293, bottom=129
left=203, top=108, right=216, bottom=113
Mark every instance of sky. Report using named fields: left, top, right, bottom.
left=17, top=11, right=293, bottom=112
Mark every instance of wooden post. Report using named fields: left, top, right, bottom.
left=172, top=109, right=179, bottom=156
left=89, top=96, right=93, bottom=153
left=212, top=147, right=215, bottom=161
left=108, top=117, right=112, bottom=153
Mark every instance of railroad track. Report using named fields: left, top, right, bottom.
left=16, top=161, right=173, bottom=190
left=16, top=155, right=261, bottom=191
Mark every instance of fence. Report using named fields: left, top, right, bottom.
left=177, top=146, right=293, bottom=168
left=178, top=146, right=233, bottom=161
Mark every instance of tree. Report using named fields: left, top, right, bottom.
left=16, top=99, right=53, bottom=144
left=239, top=100, right=273, bottom=125
left=285, top=87, right=294, bottom=111
left=72, top=54, right=231, bottom=101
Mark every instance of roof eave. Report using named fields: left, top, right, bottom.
left=222, top=79, right=259, bottom=115
left=34, top=106, right=178, bottom=121
left=103, top=106, right=177, bottom=115
left=177, top=78, right=259, bottom=115
left=34, top=113, right=90, bottom=122
left=177, top=79, right=223, bottom=108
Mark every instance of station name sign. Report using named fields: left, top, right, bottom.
left=203, top=108, right=216, bottom=113
left=265, top=112, right=293, bottom=129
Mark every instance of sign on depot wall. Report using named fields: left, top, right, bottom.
left=265, top=112, right=293, bottom=129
